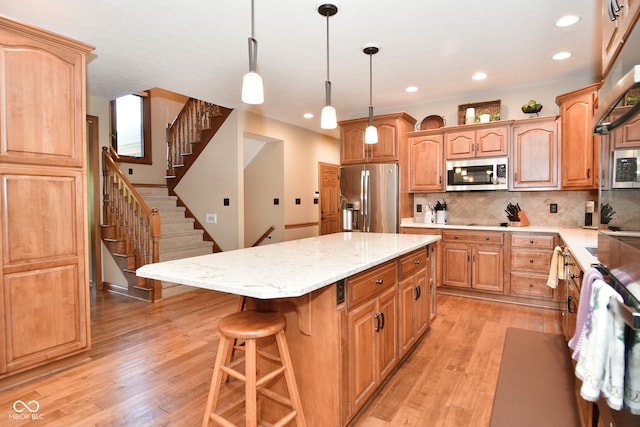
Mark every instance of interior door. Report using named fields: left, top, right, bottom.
left=319, top=162, right=339, bottom=235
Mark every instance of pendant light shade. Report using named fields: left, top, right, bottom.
left=364, top=45, right=379, bottom=144
left=242, top=0, right=264, bottom=105
left=319, top=4, right=338, bottom=129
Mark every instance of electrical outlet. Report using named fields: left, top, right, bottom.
left=550, top=203, right=558, bottom=213
left=206, top=213, right=217, bottom=224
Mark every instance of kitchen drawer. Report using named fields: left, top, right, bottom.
left=442, top=230, right=504, bottom=245
left=511, top=233, right=555, bottom=249
left=347, top=260, right=398, bottom=308
left=510, top=273, right=554, bottom=299
left=511, top=250, right=552, bottom=273
left=399, top=248, right=427, bottom=279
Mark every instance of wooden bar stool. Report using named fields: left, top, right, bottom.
left=202, top=310, right=306, bottom=427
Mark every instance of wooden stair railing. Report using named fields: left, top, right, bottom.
left=165, top=98, right=232, bottom=194
left=251, top=225, right=275, bottom=247
left=102, top=146, right=161, bottom=301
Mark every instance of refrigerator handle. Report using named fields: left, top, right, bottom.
left=363, top=170, right=370, bottom=232
left=360, top=170, right=365, bottom=231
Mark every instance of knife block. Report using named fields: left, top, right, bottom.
left=509, top=210, right=530, bottom=227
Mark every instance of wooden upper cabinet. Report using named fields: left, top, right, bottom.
left=511, top=116, right=560, bottom=190
left=339, top=113, right=416, bottom=165
left=445, top=124, right=509, bottom=160
left=556, top=84, right=600, bottom=190
left=602, top=0, right=640, bottom=76
left=0, top=25, right=90, bottom=167
left=408, top=132, right=444, bottom=192
left=611, top=106, right=640, bottom=148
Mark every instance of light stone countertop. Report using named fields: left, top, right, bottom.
left=400, top=218, right=599, bottom=272
left=136, top=232, right=440, bottom=299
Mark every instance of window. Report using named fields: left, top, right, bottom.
left=110, top=91, right=151, bottom=164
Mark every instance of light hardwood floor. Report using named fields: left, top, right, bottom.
left=0, top=288, right=561, bottom=426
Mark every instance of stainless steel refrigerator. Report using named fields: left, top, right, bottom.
left=339, top=163, right=399, bottom=233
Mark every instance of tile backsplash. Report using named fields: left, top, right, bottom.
left=413, top=190, right=598, bottom=227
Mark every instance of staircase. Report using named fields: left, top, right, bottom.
left=100, top=97, right=232, bottom=302
left=136, top=185, right=214, bottom=298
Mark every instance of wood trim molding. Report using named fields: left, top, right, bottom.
left=284, top=221, right=320, bottom=229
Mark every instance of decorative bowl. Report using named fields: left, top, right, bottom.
left=522, top=104, right=543, bottom=114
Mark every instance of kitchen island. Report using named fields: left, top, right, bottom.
left=137, top=232, right=440, bottom=426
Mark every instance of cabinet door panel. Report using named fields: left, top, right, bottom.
left=512, top=119, right=558, bottom=189
left=476, top=127, right=508, bottom=157
left=0, top=37, right=84, bottom=167
left=341, top=126, right=366, bottom=164
left=399, top=277, right=416, bottom=356
left=347, top=300, right=378, bottom=413
left=442, top=244, right=470, bottom=288
left=409, top=135, right=444, bottom=192
left=472, top=247, right=504, bottom=292
left=4, top=265, right=86, bottom=372
left=445, top=130, right=474, bottom=159
left=414, top=269, right=430, bottom=337
left=370, top=122, right=398, bottom=161
left=377, top=287, right=398, bottom=380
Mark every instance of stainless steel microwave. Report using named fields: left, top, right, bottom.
left=445, top=157, right=508, bottom=191
left=612, top=149, right=640, bottom=188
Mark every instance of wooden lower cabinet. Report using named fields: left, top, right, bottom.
left=399, top=249, right=429, bottom=358
left=441, top=231, right=505, bottom=293
left=347, top=285, right=398, bottom=414
left=509, top=233, right=556, bottom=301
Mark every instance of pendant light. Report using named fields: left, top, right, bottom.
left=364, top=45, right=379, bottom=144
left=318, top=4, right=338, bottom=129
left=242, top=0, right=264, bottom=104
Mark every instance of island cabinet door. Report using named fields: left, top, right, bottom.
left=347, top=299, right=378, bottom=414
left=346, top=286, right=398, bottom=417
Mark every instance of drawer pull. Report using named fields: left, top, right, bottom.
left=529, top=239, right=534, bottom=244
left=529, top=259, right=534, bottom=264
left=414, top=259, right=421, bottom=265
left=568, top=295, right=577, bottom=313
left=375, top=279, right=384, bottom=285
left=485, top=236, right=490, bottom=241
left=529, top=283, right=534, bottom=288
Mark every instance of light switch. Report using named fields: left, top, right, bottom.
left=206, top=213, right=217, bottom=224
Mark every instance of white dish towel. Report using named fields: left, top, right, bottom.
left=574, top=279, right=625, bottom=410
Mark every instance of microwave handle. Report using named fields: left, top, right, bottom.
left=595, top=102, right=640, bottom=134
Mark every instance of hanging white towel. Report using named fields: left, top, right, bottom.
left=575, top=279, right=626, bottom=410
left=625, top=282, right=640, bottom=414
left=546, top=246, right=566, bottom=288
left=569, top=267, right=603, bottom=361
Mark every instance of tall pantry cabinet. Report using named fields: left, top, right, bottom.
left=0, top=16, right=94, bottom=384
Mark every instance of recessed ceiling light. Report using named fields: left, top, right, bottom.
left=405, top=86, right=418, bottom=93
left=472, top=72, right=487, bottom=81
left=304, top=113, right=314, bottom=119
left=555, top=15, right=580, bottom=27
left=552, top=51, right=572, bottom=60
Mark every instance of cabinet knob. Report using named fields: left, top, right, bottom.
left=529, top=259, right=534, bottom=264
left=375, top=279, right=384, bottom=285
left=485, top=236, right=490, bottom=241
left=529, top=283, right=534, bottom=288
left=414, top=259, right=421, bottom=265
left=529, top=239, right=534, bottom=244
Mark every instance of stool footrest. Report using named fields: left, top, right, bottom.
left=256, top=365, right=286, bottom=387
left=258, top=386, right=294, bottom=409
left=219, top=365, right=245, bottom=382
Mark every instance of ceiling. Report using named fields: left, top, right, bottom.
left=0, top=0, right=601, bottom=137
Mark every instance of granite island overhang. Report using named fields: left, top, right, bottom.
left=136, top=232, right=440, bottom=299
left=136, top=232, right=441, bottom=426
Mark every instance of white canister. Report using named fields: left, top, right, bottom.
left=424, top=211, right=434, bottom=224
left=465, top=107, right=475, bottom=118
left=479, top=113, right=491, bottom=123
left=436, top=210, right=447, bottom=224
